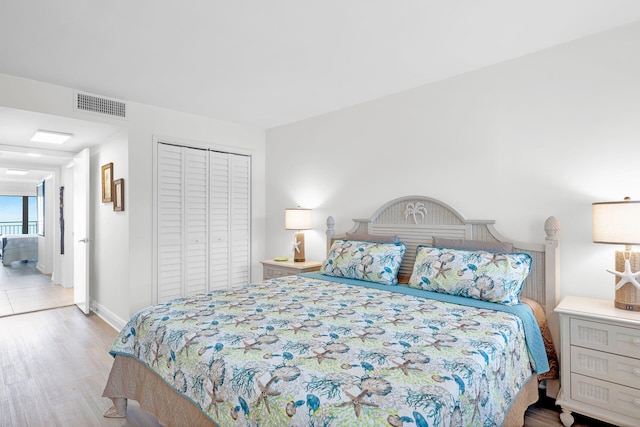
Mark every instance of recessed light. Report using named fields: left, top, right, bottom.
left=31, top=129, right=73, bottom=144
left=6, top=169, right=29, bottom=175
left=27, top=152, right=42, bottom=157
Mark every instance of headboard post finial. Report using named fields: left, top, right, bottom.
left=544, top=216, right=560, bottom=240
left=326, top=216, right=335, bottom=254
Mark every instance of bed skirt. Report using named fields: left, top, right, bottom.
left=103, top=354, right=539, bottom=427
left=103, top=354, right=216, bottom=426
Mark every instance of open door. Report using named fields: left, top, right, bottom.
left=73, top=148, right=90, bottom=314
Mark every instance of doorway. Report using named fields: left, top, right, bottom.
left=0, top=107, right=124, bottom=317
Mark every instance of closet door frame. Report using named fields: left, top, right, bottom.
left=152, top=135, right=253, bottom=305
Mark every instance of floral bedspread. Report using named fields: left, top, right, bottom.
left=110, top=274, right=542, bottom=427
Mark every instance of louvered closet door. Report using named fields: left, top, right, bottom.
left=209, top=152, right=230, bottom=290
left=184, top=148, right=209, bottom=296
left=157, top=143, right=251, bottom=301
left=209, top=151, right=251, bottom=290
left=157, top=144, right=185, bottom=302
left=229, top=154, right=250, bottom=287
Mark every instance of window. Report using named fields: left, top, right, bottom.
left=0, top=195, right=37, bottom=234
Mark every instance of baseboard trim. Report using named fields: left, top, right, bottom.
left=90, top=300, right=127, bottom=331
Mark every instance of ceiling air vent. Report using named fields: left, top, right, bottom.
left=74, top=91, right=127, bottom=119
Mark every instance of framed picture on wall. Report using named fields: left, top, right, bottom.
left=113, top=178, right=124, bottom=211
left=102, top=162, right=113, bottom=202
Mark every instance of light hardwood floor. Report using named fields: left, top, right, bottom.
left=0, top=306, right=616, bottom=426
left=0, top=306, right=161, bottom=427
left=0, top=260, right=73, bottom=317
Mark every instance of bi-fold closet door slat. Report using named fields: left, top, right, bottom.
left=184, top=147, right=209, bottom=297
left=157, top=143, right=250, bottom=303
left=229, top=154, right=250, bottom=287
left=210, top=151, right=251, bottom=289
left=157, top=144, right=184, bottom=303
left=209, top=151, right=230, bottom=290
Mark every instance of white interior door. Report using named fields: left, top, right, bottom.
left=73, top=148, right=90, bottom=314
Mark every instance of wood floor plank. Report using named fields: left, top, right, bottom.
left=0, top=305, right=616, bottom=427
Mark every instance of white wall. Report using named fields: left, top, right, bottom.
left=0, top=73, right=266, bottom=326
left=90, top=131, right=129, bottom=322
left=266, top=22, right=640, bottom=303
left=0, top=181, right=37, bottom=196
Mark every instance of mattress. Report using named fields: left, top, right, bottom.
left=1, top=234, right=38, bottom=266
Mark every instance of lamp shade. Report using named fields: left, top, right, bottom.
left=285, top=208, right=312, bottom=230
left=592, top=200, right=640, bottom=245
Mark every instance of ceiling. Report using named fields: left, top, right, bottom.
left=1, top=1, right=640, bottom=183
left=0, top=107, right=123, bottom=184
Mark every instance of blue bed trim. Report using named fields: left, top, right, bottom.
left=300, top=272, right=550, bottom=374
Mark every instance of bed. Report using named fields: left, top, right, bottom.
left=103, top=195, right=561, bottom=426
left=0, top=234, right=38, bottom=266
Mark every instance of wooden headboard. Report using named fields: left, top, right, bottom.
left=325, top=195, right=560, bottom=318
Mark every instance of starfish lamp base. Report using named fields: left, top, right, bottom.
left=612, top=250, right=640, bottom=312
left=292, top=231, right=306, bottom=263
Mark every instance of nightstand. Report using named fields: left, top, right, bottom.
left=555, top=296, right=640, bottom=427
left=261, top=259, right=322, bottom=280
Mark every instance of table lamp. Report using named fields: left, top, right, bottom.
left=285, top=207, right=312, bottom=262
left=592, top=198, right=640, bottom=311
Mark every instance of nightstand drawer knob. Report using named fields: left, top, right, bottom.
left=634, top=338, right=640, bottom=346
left=635, top=398, right=640, bottom=407
left=634, top=368, right=640, bottom=377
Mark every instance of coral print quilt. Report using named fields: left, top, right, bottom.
left=110, top=274, right=547, bottom=427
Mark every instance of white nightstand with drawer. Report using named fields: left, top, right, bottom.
left=555, top=296, right=640, bottom=427
left=261, top=259, right=322, bottom=280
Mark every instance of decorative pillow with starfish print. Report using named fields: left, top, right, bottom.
left=320, top=240, right=406, bottom=285
left=408, top=246, right=532, bottom=305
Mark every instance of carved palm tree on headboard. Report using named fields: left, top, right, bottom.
left=404, top=202, right=428, bottom=224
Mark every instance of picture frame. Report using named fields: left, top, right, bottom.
left=102, top=163, right=113, bottom=202
left=113, top=178, right=124, bottom=211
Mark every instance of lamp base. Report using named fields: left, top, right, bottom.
left=293, top=231, right=306, bottom=262
left=614, top=250, right=640, bottom=311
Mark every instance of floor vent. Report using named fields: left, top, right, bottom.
left=74, top=91, right=127, bottom=119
